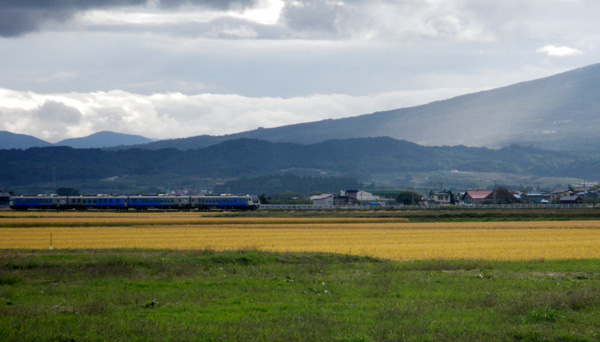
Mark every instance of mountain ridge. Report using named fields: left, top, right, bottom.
left=0, top=131, right=154, bottom=150
left=55, top=131, right=154, bottom=149
left=136, top=63, right=600, bottom=151
left=0, top=131, right=52, bottom=150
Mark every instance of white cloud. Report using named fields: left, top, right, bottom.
left=0, top=87, right=476, bottom=142
left=536, top=45, right=583, bottom=57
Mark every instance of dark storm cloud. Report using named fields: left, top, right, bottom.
left=0, top=0, right=257, bottom=37
left=280, top=0, right=346, bottom=33
left=0, top=0, right=146, bottom=37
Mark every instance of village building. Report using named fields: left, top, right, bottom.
left=310, top=194, right=335, bottom=206
left=523, top=192, right=548, bottom=204
left=311, top=190, right=381, bottom=206
left=333, top=195, right=356, bottom=206
left=340, top=190, right=380, bottom=202
left=560, top=195, right=583, bottom=205
left=427, top=192, right=453, bottom=206
left=548, top=189, right=571, bottom=202
left=462, top=188, right=518, bottom=205
left=462, top=190, right=492, bottom=204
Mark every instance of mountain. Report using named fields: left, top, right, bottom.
left=138, top=63, right=600, bottom=151
left=0, top=137, right=593, bottom=192
left=0, top=131, right=52, bottom=149
left=55, top=131, right=154, bottom=148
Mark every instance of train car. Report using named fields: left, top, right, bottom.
left=10, top=194, right=260, bottom=211
left=67, top=196, right=128, bottom=211
left=191, top=195, right=259, bottom=210
left=9, top=195, right=67, bottom=211
left=127, top=195, right=191, bottom=210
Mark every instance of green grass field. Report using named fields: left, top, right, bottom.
left=2, top=249, right=600, bottom=342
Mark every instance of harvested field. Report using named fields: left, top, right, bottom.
left=2, top=212, right=600, bottom=260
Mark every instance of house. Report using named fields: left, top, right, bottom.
left=560, top=195, right=583, bottom=205
left=548, top=189, right=571, bottom=202
left=429, top=192, right=452, bottom=205
left=523, top=192, right=547, bottom=204
left=462, top=188, right=518, bottom=205
left=310, top=194, right=334, bottom=206
left=578, top=191, right=598, bottom=202
left=485, top=188, right=519, bottom=204
left=462, top=190, right=492, bottom=204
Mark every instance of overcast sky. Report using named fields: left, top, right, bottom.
left=0, top=0, right=598, bottom=142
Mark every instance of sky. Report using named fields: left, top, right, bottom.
left=0, top=0, right=598, bottom=143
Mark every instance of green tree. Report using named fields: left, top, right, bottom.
left=259, top=194, right=269, bottom=204
left=396, top=191, right=422, bottom=205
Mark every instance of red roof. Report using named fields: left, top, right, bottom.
left=465, top=190, right=492, bottom=199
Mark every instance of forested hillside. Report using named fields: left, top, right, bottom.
left=0, top=137, right=595, bottom=193
left=213, top=174, right=359, bottom=196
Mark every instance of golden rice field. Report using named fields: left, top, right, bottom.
left=2, top=211, right=600, bottom=260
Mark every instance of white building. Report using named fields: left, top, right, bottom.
left=340, top=190, right=380, bottom=202
left=310, top=194, right=335, bottom=206
left=430, top=192, right=452, bottom=205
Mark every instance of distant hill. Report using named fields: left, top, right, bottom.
left=0, top=137, right=595, bottom=191
left=0, top=131, right=51, bottom=149
left=138, top=63, right=600, bottom=151
left=55, top=131, right=154, bottom=148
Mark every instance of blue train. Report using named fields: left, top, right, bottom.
left=9, top=194, right=260, bottom=211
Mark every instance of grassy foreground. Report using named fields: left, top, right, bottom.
left=2, top=250, right=600, bottom=342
